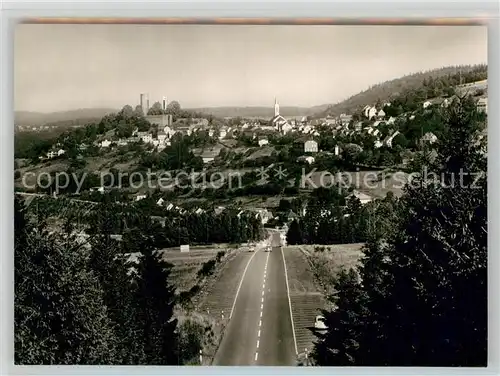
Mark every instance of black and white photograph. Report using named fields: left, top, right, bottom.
left=14, top=22, right=488, bottom=366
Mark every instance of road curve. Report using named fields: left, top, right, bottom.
left=213, top=247, right=296, bottom=366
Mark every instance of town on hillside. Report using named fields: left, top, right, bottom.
left=13, top=23, right=488, bottom=369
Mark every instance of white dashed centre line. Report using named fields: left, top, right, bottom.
left=255, top=249, right=271, bottom=364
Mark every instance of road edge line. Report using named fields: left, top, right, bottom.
left=281, top=246, right=298, bottom=355
left=229, top=248, right=259, bottom=319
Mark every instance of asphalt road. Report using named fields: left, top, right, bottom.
left=213, top=246, right=296, bottom=366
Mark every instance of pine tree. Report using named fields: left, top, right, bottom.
left=133, top=234, right=179, bottom=364
left=15, top=229, right=117, bottom=364
left=286, top=219, right=304, bottom=245
left=313, top=97, right=487, bottom=366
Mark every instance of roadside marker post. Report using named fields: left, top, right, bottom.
left=199, top=349, right=202, bottom=364
left=221, top=310, right=224, bottom=320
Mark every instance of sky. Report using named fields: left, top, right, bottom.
left=15, top=24, right=487, bottom=113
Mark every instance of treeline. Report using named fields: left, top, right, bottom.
left=319, top=64, right=487, bottom=117
left=313, top=97, right=487, bottom=366
left=286, top=188, right=400, bottom=245
left=15, top=200, right=204, bottom=365
left=24, top=197, right=265, bottom=247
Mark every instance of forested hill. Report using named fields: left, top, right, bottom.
left=313, top=64, right=487, bottom=118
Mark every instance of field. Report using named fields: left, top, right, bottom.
left=300, top=243, right=364, bottom=292
left=161, top=248, right=226, bottom=293
left=301, top=170, right=408, bottom=198
left=282, top=246, right=326, bottom=356
left=282, top=244, right=365, bottom=356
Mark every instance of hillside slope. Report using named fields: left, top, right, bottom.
left=15, top=108, right=118, bottom=126
left=314, top=64, right=487, bottom=118
left=187, top=106, right=313, bottom=118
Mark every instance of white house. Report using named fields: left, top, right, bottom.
left=339, top=114, right=353, bottom=127
left=387, top=116, right=396, bottom=125
left=304, top=140, right=319, bottom=153
left=219, top=129, right=227, bottom=139
left=57, top=149, right=66, bottom=156
left=258, top=138, right=269, bottom=147
left=282, top=123, right=293, bottom=134
left=377, top=109, right=386, bottom=118
left=374, top=140, right=383, bottom=148
left=163, top=126, right=176, bottom=139
left=135, top=194, right=147, bottom=201
left=157, top=130, right=167, bottom=144
left=420, top=132, right=438, bottom=145
left=100, top=139, right=112, bottom=148
left=297, top=155, right=315, bottom=164
left=477, top=97, right=488, bottom=114
left=364, top=106, right=377, bottom=120
left=385, top=131, right=400, bottom=148
left=156, top=198, right=165, bottom=206
left=423, top=101, right=432, bottom=109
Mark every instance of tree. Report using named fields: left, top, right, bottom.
left=166, top=101, right=181, bottom=115
left=15, top=228, right=118, bottom=364
left=148, top=102, right=164, bottom=116
left=133, top=234, right=179, bottom=364
left=313, top=98, right=487, bottom=366
left=134, top=105, right=144, bottom=117
left=286, top=219, right=304, bottom=245
left=119, top=105, right=134, bottom=120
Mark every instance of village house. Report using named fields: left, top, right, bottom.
left=90, top=186, right=105, bottom=194
left=339, top=113, right=353, bottom=127
left=477, top=97, right=488, bottom=114
left=423, top=100, right=432, bottom=109
left=420, top=132, right=438, bottom=146
left=100, top=139, right=112, bottom=148
left=364, top=105, right=378, bottom=120
left=254, top=208, right=274, bottom=225
left=297, top=155, right=315, bottom=164
left=304, top=139, right=319, bottom=153
left=219, top=128, right=228, bottom=139
left=384, top=131, right=400, bottom=148
left=258, top=137, right=269, bottom=147
left=157, top=130, right=168, bottom=144
left=200, top=148, right=221, bottom=164
left=156, top=197, right=165, bottom=206
left=135, top=194, right=147, bottom=201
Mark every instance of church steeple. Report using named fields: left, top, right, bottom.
left=274, top=97, right=280, bottom=117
